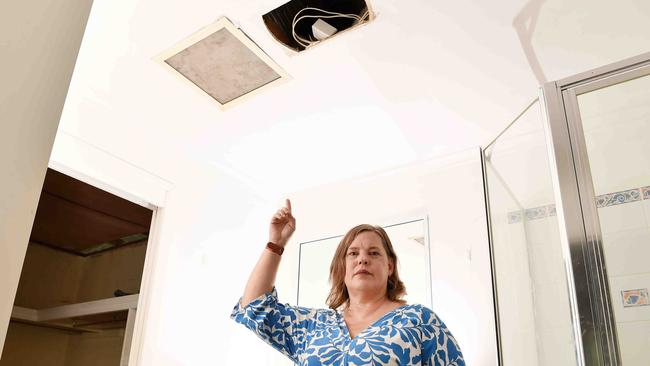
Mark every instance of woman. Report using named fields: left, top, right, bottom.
left=231, top=199, right=465, bottom=365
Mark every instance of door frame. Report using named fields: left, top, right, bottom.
left=42, top=160, right=168, bottom=366
left=541, top=51, right=650, bottom=366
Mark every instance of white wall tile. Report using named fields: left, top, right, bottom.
left=602, top=228, right=650, bottom=277
left=582, top=117, right=650, bottom=196
left=525, top=219, right=553, bottom=246
left=525, top=217, right=561, bottom=246
left=597, top=201, right=646, bottom=235
left=502, top=328, right=538, bottom=366
left=500, top=222, right=537, bottom=332
left=546, top=216, right=561, bottom=243
left=534, top=282, right=574, bottom=329
left=529, top=238, right=566, bottom=285
left=537, top=326, right=578, bottom=366
left=608, top=274, right=650, bottom=323
left=617, top=321, right=650, bottom=366
left=643, top=199, right=650, bottom=228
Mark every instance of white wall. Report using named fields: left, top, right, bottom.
left=49, top=131, right=171, bottom=209
left=86, top=148, right=499, bottom=366
left=0, top=0, right=93, bottom=353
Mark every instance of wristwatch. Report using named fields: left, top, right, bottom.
left=266, top=241, right=284, bottom=256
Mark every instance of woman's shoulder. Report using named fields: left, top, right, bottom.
left=303, top=306, right=339, bottom=327
left=391, top=303, right=447, bottom=328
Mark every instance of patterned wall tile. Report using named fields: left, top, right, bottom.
left=508, top=211, right=523, bottom=224
left=595, top=188, right=642, bottom=208
left=525, top=206, right=548, bottom=221
left=621, top=288, right=649, bottom=307
left=642, top=186, right=650, bottom=200
left=547, top=204, right=557, bottom=217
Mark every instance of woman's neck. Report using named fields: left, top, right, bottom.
left=346, top=292, right=389, bottom=316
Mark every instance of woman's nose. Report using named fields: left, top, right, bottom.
left=357, top=254, right=369, bottom=264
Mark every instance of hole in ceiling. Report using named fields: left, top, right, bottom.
left=263, top=0, right=373, bottom=52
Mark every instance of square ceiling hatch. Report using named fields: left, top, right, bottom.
left=156, top=17, right=288, bottom=109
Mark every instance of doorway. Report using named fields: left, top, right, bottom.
left=0, top=168, right=160, bottom=366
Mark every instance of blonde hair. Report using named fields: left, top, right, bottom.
left=326, top=224, right=406, bottom=309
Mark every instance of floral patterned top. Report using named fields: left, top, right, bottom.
left=231, top=288, right=465, bottom=366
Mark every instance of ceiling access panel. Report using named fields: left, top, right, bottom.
left=156, top=17, right=288, bottom=110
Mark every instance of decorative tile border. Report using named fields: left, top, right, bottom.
left=643, top=186, right=650, bottom=200
left=525, top=206, right=547, bottom=221
left=506, top=185, right=649, bottom=224
left=508, top=211, right=523, bottom=224
left=595, top=188, right=642, bottom=208
left=507, top=204, right=556, bottom=224
left=547, top=204, right=557, bottom=217
left=621, top=288, right=649, bottom=308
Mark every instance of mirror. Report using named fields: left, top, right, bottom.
left=297, top=218, right=431, bottom=308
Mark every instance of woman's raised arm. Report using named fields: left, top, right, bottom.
left=240, top=199, right=296, bottom=307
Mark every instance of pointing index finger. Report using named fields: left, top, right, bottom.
left=285, top=198, right=292, bottom=213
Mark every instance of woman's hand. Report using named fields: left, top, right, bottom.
left=241, top=199, right=295, bottom=306
left=269, top=199, right=296, bottom=247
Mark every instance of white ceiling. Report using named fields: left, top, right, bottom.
left=57, top=0, right=650, bottom=196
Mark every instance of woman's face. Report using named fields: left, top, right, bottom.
left=343, top=231, right=394, bottom=296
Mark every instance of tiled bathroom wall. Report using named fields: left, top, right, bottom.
left=600, top=187, right=650, bottom=365
left=492, top=198, right=540, bottom=365
left=504, top=210, right=576, bottom=366
left=507, top=185, right=650, bottom=365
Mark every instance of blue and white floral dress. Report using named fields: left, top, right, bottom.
left=231, top=288, right=465, bottom=366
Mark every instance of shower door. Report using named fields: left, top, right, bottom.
left=482, top=98, right=580, bottom=366
left=543, top=52, right=650, bottom=366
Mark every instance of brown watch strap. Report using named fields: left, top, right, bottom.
left=266, top=241, right=284, bottom=256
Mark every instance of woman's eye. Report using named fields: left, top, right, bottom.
left=348, top=252, right=357, bottom=256
left=371, top=252, right=380, bottom=256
